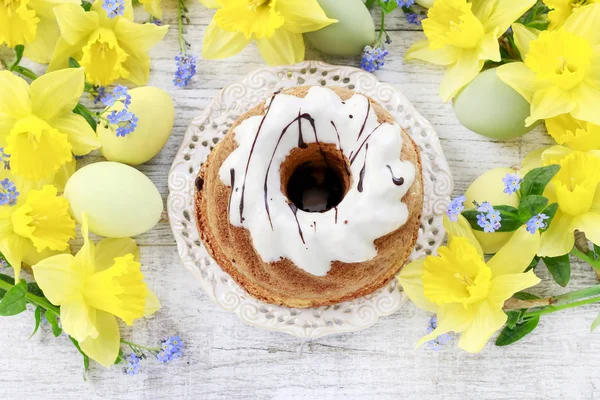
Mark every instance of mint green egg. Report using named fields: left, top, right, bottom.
left=304, top=0, right=375, bottom=56
left=453, top=68, right=535, bottom=139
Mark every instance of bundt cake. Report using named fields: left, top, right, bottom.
left=195, top=86, right=423, bottom=308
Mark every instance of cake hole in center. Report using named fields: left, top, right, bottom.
left=281, top=143, right=352, bottom=213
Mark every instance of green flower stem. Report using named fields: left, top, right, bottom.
left=376, top=12, right=386, bottom=44
left=521, top=296, right=600, bottom=319
left=12, top=65, right=38, bottom=81
left=571, top=248, right=600, bottom=272
left=0, top=279, right=60, bottom=317
left=505, top=285, right=600, bottom=311
left=120, top=339, right=160, bottom=353
left=177, top=0, right=187, bottom=55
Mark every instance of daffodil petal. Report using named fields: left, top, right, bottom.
left=439, top=50, right=482, bottom=102
left=23, top=17, right=60, bottom=64
left=0, top=234, right=28, bottom=281
left=476, top=0, right=537, bottom=35
left=119, top=53, right=149, bottom=86
left=50, top=113, right=100, bottom=156
left=478, top=30, right=501, bottom=62
left=139, top=0, right=163, bottom=19
left=496, top=62, right=537, bottom=103
left=60, top=299, right=99, bottom=342
left=570, top=83, right=600, bottom=126
left=572, top=211, right=600, bottom=247
left=277, top=0, right=337, bottom=34
left=443, top=214, right=484, bottom=257
left=79, top=310, right=120, bottom=367
left=416, top=303, right=473, bottom=348
left=75, top=214, right=96, bottom=276
left=114, top=19, right=168, bottom=57
left=144, top=288, right=161, bottom=317
left=22, top=246, right=66, bottom=268
left=527, top=87, right=575, bottom=126
left=521, top=147, right=547, bottom=173
left=0, top=71, right=31, bottom=119
left=538, top=211, right=575, bottom=257
left=457, top=300, right=507, bottom=353
left=202, top=20, right=251, bottom=60
left=53, top=3, right=99, bottom=45
left=511, top=23, right=539, bottom=59
left=405, top=40, right=460, bottom=66
left=30, top=68, right=85, bottom=122
left=563, top=3, right=600, bottom=47
left=94, top=237, right=139, bottom=272
left=256, top=29, right=305, bottom=66
left=198, top=0, right=220, bottom=8
left=49, top=157, right=76, bottom=193
left=488, top=271, right=541, bottom=309
left=31, top=253, right=81, bottom=304
left=47, top=37, right=85, bottom=72
left=397, top=259, right=438, bottom=313
left=540, top=145, right=573, bottom=165
left=488, top=226, right=540, bottom=276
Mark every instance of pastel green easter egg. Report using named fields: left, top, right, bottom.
left=64, top=162, right=163, bottom=238
left=453, top=68, right=534, bottom=139
left=97, top=86, right=174, bottom=166
left=304, top=0, right=375, bottom=56
left=464, top=167, right=520, bottom=254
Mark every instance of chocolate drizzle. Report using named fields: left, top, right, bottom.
left=288, top=203, right=305, bottom=244
left=239, top=93, right=278, bottom=223
left=356, top=99, right=371, bottom=141
left=350, top=123, right=383, bottom=165
left=357, top=143, right=368, bottom=193
left=227, top=168, right=235, bottom=215
left=195, top=176, right=204, bottom=191
left=330, top=121, right=351, bottom=177
left=334, top=206, right=338, bottom=224
left=386, top=165, right=405, bottom=186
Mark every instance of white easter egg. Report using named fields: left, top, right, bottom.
left=64, top=162, right=163, bottom=238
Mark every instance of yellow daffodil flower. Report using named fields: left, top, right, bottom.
left=397, top=215, right=541, bottom=353
left=199, top=0, right=337, bottom=66
left=543, top=0, right=599, bottom=29
left=497, top=4, right=600, bottom=126
left=546, top=114, right=600, bottom=151
left=0, top=172, right=76, bottom=281
left=405, top=0, right=537, bottom=102
left=0, top=68, right=99, bottom=181
left=32, top=215, right=160, bottom=367
left=0, top=0, right=79, bottom=64
left=139, top=0, right=162, bottom=19
left=525, top=147, right=600, bottom=257
left=48, top=0, right=168, bottom=86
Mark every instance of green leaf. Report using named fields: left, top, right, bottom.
left=525, top=256, right=541, bottom=272
left=505, top=310, right=522, bottom=330
left=518, top=195, right=549, bottom=222
left=462, top=208, right=523, bottom=232
left=513, top=291, right=540, bottom=301
left=69, top=336, right=90, bottom=380
left=73, top=103, right=97, bottom=131
left=29, top=306, right=44, bottom=340
left=0, top=279, right=27, bottom=316
left=10, top=45, right=25, bottom=70
left=541, top=203, right=559, bottom=232
left=592, top=312, right=600, bottom=333
left=27, top=282, right=45, bottom=298
left=68, top=57, right=81, bottom=68
left=0, top=273, right=15, bottom=300
left=114, top=348, right=125, bottom=365
left=45, top=311, right=62, bottom=337
left=378, top=0, right=397, bottom=12
left=496, top=316, right=540, bottom=346
left=81, top=0, right=92, bottom=10
left=520, top=165, right=560, bottom=197
left=543, top=254, right=571, bottom=287
left=364, top=0, right=377, bottom=8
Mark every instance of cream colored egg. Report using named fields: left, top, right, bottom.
left=464, top=167, right=520, bottom=254
left=97, top=86, right=174, bottom=166
left=64, top=162, right=163, bottom=238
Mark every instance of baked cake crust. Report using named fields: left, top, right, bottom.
left=195, top=86, right=424, bottom=308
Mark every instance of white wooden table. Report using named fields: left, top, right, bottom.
left=1, top=3, right=599, bottom=399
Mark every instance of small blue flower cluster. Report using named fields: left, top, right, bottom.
left=0, top=178, right=19, bottom=206
left=156, top=336, right=184, bottom=363
left=396, top=0, right=416, bottom=6
left=446, top=195, right=466, bottom=222
left=0, top=147, right=10, bottom=170
left=426, top=316, right=451, bottom=351
left=125, top=353, right=141, bottom=376
left=476, top=201, right=502, bottom=233
left=526, top=213, right=549, bottom=234
left=174, top=53, right=197, bottom=87
left=405, top=12, right=426, bottom=26
left=361, top=46, right=389, bottom=73
left=502, top=173, right=522, bottom=195
left=96, top=85, right=138, bottom=137
left=102, top=0, right=125, bottom=18
left=0, top=255, right=8, bottom=269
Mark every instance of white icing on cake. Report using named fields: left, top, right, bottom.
left=219, top=87, right=416, bottom=276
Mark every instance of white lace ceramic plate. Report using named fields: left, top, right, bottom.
left=168, top=61, right=453, bottom=338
